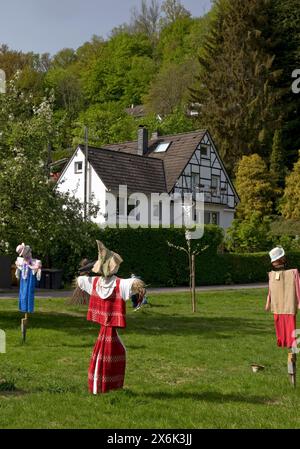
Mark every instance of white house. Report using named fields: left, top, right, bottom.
left=57, top=128, right=239, bottom=231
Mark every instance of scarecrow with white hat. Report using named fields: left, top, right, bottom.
left=265, top=246, right=300, bottom=386
left=75, top=240, right=146, bottom=394
left=15, top=243, right=42, bottom=342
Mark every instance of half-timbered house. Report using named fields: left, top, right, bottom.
left=57, top=128, right=239, bottom=230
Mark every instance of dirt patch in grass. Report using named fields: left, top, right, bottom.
left=0, top=388, right=27, bottom=398
left=0, top=379, right=17, bottom=392
left=0, top=379, right=28, bottom=398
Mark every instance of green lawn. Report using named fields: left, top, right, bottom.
left=0, top=289, right=299, bottom=429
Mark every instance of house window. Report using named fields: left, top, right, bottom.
left=153, top=203, right=160, bottom=218
left=211, top=212, right=220, bottom=225
left=127, top=199, right=141, bottom=221
left=154, top=142, right=171, bottom=153
left=191, top=172, right=200, bottom=190
left=211, top=175, right=220, bottom=194
left=74, top=161, right=83, bottom=174
left=204, top=211, right=220, bottom=225
left=127, top=201, right=136, bottom=216
left=117, top=197, right=126, bottom=216
left=200, top=144, right=210, bottom=158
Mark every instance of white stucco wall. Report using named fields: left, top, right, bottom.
left=204, top=204, right=235, bottom=231
left=57, top=147, right=107, bottom=224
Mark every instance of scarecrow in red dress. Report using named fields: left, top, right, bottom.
left=265, top=246, right=300, bottom=386
left=76, top=241, right=146, bottom=394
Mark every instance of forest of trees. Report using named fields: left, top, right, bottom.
left=1, top=0, right=300, bottom=258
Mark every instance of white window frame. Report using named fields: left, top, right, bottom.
left=200, top=144, right=210, bottom=159
left=74, top=161, right=83, bottom=174
left=191, top=172, right=200, bottom=189
left=153, top=203, right=160, bottom=218
left=117, top=197, right=126, bottom=217
left=211, top=175, right=220, bottom=194
left=204, top=211, right=220, bottom=226
left=154, top=142, right=171, bottom=153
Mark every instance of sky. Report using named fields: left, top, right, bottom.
left=0, top=0, right=212, bottom=55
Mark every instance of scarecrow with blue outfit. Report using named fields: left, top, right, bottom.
left=15, top=243, right=42, bottom=341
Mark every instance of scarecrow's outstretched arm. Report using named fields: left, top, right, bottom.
left=295, top=269, right=300, bottom=309
left=68, top=276, right=91, bottom=306
left=131, top=279, right=146, bottom=299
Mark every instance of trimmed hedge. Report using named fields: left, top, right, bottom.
left=92, top=225, right=224, bottom=287
left=49, top=225, right=300, bottom=287
left=196, top=252, right=271, bottom=285
left=98, top=227, right=300, bottom=286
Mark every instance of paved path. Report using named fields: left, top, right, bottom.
left=0, top=283, right=268, bottom=299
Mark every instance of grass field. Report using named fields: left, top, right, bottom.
left=0, top=289, right=300, bottom=429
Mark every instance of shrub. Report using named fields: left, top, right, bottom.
left=225, top=214, right=273, bottom=253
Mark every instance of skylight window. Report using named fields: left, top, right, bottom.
left=154, top=142, right=171, bottom=153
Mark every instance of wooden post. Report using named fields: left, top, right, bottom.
left=288, top=352, right=296, bottom=388
left=187, top=239, right=193, bottom=311
left=191, top=254, right=196, bottom=313
left=21, top=313, right=28, bottom=344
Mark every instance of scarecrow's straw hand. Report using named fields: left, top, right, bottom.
left=132, top=279, right=146, bottom=299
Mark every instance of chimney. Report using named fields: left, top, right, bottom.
left=151, top=130, right=159, bottom=140
left=137, top=125, right=148, bottom=156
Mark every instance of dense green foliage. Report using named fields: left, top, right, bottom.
left=0, top=75, right=100, bottom=267
left=191, top=0, right=300, bottom=172
left=235, top=155, right=274, bottom=219
left=1, top=0, right=300, bottom=265
left=0, top=1, right=212, bottom=154
left=280, top=151, right=300, bottom=219
left=225, top=215, right=273, bottom=253
left=1, top=0, right=299, bottom=173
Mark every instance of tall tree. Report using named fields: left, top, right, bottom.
left=270, top=129, right=285, bottom=189
left=71, top=102, right=136, bottom=147
left=280, top=152, right=300, bottom=220
left=144, top=60, right=197, bottom=115
left=131, top=0, right=161, bottom=39
left=156, top=15, right=195, bottom=64
left=235, top=154, right=274, bottom=219
left=0, top=45, right=46, bottom=98
left=161, top=0, right=191, bottom=24
left=45, top=67, right=83, bottom=115
left=51, top=48, right=77, bottom=68
left=0, top=75, right=98, bottom=269
left=190, top=0, right=281, bottom=171
left=83, top=32, right=155, bottom=105
left=271, top=0, right=300, bottom=166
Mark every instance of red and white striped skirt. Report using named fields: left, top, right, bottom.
left=88, top=326, right=126, bottom=394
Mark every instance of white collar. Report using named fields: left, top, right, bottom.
left=96, top=276, right=117, bottom=299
